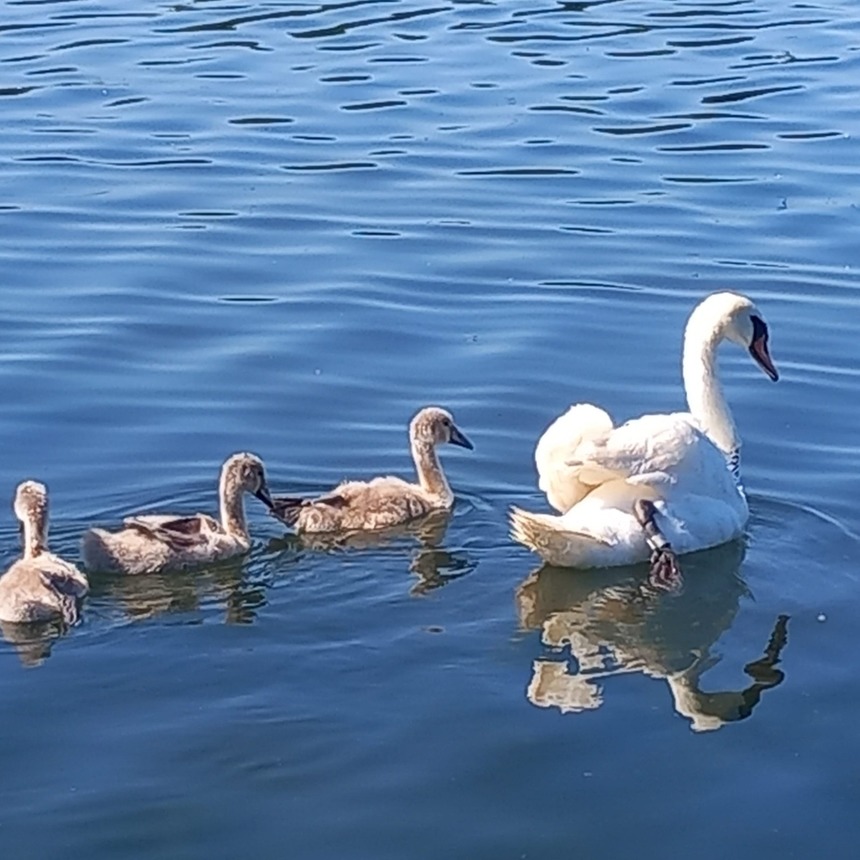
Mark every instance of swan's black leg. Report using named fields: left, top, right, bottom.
left=634, top=499, right=682, bottom=591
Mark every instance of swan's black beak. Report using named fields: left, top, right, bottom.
left=449, top=424, right=474, bottom=450
left=255, top=483, right=274, bottom=509
left=749, top=316, right=779, bottom=382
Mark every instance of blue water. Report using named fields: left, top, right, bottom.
left=1, top=0, right=859, bottom=856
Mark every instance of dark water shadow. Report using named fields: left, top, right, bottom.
left=515, top=540, right=789, bottom=731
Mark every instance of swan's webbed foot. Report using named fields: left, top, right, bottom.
left=634, top=499, right=682, bottom=592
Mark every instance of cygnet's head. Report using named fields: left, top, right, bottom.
left=691, top=291, right=779, bottom=382
left=13, top=480, right=49, bottom=553
left=410, top=406, right=474, bottom=451
left=14, top=480, right=48, bottom=523
left=221, top=452, right=273, bottom=507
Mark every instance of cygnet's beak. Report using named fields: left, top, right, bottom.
left=449, top=424, right=474, bottom=450
left=749, top=317, right=778, bottom=382
left=254, top=482, right=274, bottom=509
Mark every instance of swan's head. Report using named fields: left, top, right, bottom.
left=410, top=406, right=474, bottom=450
left=13, top=480, right=49, bottom=554
left=221, top=452, right=273, bottom=507
left=692, top=291, right=779, bottom=382
left=667, top=671, right=780, bottom=733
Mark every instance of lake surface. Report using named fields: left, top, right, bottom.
left=1, top=0, right=859, bottom=856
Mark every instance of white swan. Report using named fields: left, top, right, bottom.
left=509, top=291, right=778, bottom=576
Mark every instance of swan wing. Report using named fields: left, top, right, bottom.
left=122, top=514, right=183, bottom=530
left=535, top=403, right=615, bottom=512
left=570, top=412, right=709, bottom=482
left=123, top=514, right=220, bottom=548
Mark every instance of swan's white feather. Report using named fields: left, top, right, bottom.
left=573, top=413, right=703, bottom=478
left=535, top=403, right=613, bottom=512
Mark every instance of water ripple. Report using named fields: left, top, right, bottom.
left=194, top=39, right=273, bottom=52
left=341, top=99, right=408, bottom=110
left=53, top=38, right=129, bottom=51
left=657, top=142, right=770, bottom=152
left=458, top=168, right=580, bottom=177
left=16, top=155, right=213, bottom=168
left=282, top=161, right=378, bottom=171
left=290, top=5, right=450, bottom=40
left=229, top=115, right=294, bottom=126
left=0, top=85, right=38, bottom=96
left=667, top=35, right=754, bottom=48
left=530, top=104, right=605, bottom=116
left=593, top=122, right=692, bottom=136
left=702, top=84, right=804, bottom=104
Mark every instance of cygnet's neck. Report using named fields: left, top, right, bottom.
left=683, top=315, right=739, bottom=458
left=412, top=439, right=453, bottom=505
left=219, top=472, right=251, bottom=544
left=20, top=511, right=48, bottom=559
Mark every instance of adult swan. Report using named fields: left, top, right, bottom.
left=509, top=291, right=778, bottom=584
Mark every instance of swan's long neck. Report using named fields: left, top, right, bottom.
left=412, top=440, right=453, bottom=505
left=219, top=473, right=250, bottom=543
left=683, top=318, right=740, bottom=461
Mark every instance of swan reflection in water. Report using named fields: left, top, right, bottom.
left=268, top=508, right=473, bottom=596
left=516, top=540, right=789, bottom=731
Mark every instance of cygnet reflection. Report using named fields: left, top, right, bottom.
left=268, top=508, right=473, bottom=595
